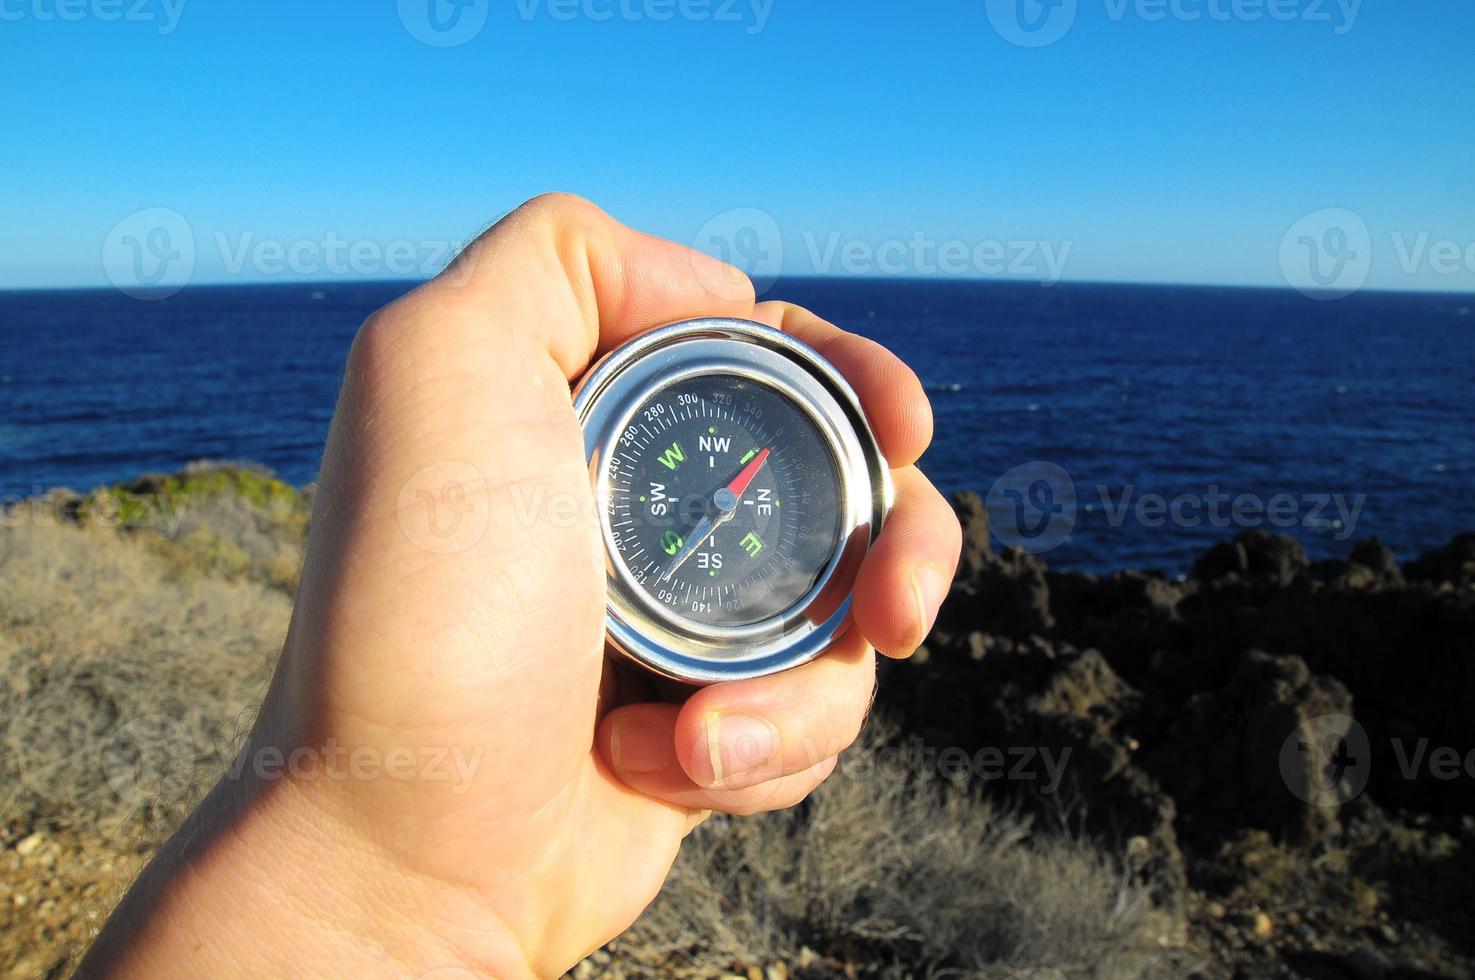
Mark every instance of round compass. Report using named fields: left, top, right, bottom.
left=574, top=318, right=891, bottom=684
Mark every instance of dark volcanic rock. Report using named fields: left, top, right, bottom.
left=1191, top=529, right=1310, bottom=586
left=1312, top=537, right=1407, bottom=591
left=890, top=501, right=1475, bottom=976
left=1046, top=568, right=1193, bottom=696
left=942, top=491, right=1054, bottom=637
left=1144, top=650, right=1355, bottom=844
left=1349, top=537, right=1404, bottom=588
left=953, top=489, right=993, bottom=577
left=1174, top=573, right=1475, bottom=813
left=887, top=498, right=1475, bottom=957
left=1404, top=533, right=1475, bottom=589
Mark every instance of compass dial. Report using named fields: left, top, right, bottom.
left=606, top=375, right=843, bottom=627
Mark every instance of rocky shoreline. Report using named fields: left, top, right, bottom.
left=2, top=468, right=1473, bottom=977
left=877, top=492, right=1475, bottom=978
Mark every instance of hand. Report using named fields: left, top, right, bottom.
left=80, top=194, right=962, bottom=979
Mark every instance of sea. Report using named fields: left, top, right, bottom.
left=1, top=278, right=1471, bottom=575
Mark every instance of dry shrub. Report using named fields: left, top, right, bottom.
left=81, top=460, right=311, bottom=593
left=0, top=490, right=290, bottom=850
left=615, top=722, right=1173, bottom=979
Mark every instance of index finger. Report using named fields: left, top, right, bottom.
left=750, top=301, right=933, bottom=467
left=399, top=192, right=760, bottom=382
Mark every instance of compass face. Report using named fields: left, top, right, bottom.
left=605, top=375, right=843, bottom=628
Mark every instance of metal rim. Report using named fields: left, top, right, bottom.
left=573, top=318, right=891, bottom=684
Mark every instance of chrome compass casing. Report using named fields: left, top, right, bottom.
left=572, top=318, right=892, bottom=684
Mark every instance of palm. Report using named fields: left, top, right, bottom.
left=293, top=366, right=683, bottom=961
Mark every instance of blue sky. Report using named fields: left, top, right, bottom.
left=3, top=1, right=1473, bottom=291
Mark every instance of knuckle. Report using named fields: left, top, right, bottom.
left=776, top=301, right=813, bottom=323
left=514, top=191, right=604, bottom=229
left=348, top=294, right=435, bottom=384
left=447, top=193, right=607, bottom=285
left=347, top=282, right=481, bottom=386
left=347, top=303, right=409, bottom=383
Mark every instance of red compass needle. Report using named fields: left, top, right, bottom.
left=724, top=447, right=770, bottom=500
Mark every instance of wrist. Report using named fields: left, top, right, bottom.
left=79, top=739, right=534, bottom=979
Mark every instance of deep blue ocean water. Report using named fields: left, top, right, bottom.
left=1, top=279, right=1471, bottom=573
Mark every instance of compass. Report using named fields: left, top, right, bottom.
left=574, top=318, right=891, bottom=684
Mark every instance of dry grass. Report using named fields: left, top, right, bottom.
left=1, top=464, right=1172, bottom=979
left=612, top=722, right=1173, bottom=979
left=0, top=464, right=298, bottom=849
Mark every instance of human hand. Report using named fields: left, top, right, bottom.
left=81, top=194, right=961, bottom=979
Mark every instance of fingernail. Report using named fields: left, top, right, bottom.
left=698, top=711, right=779, bottom=788
left=610, top=718, right=673, bottom=774
left=911, top=567, right=949, bottom=646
